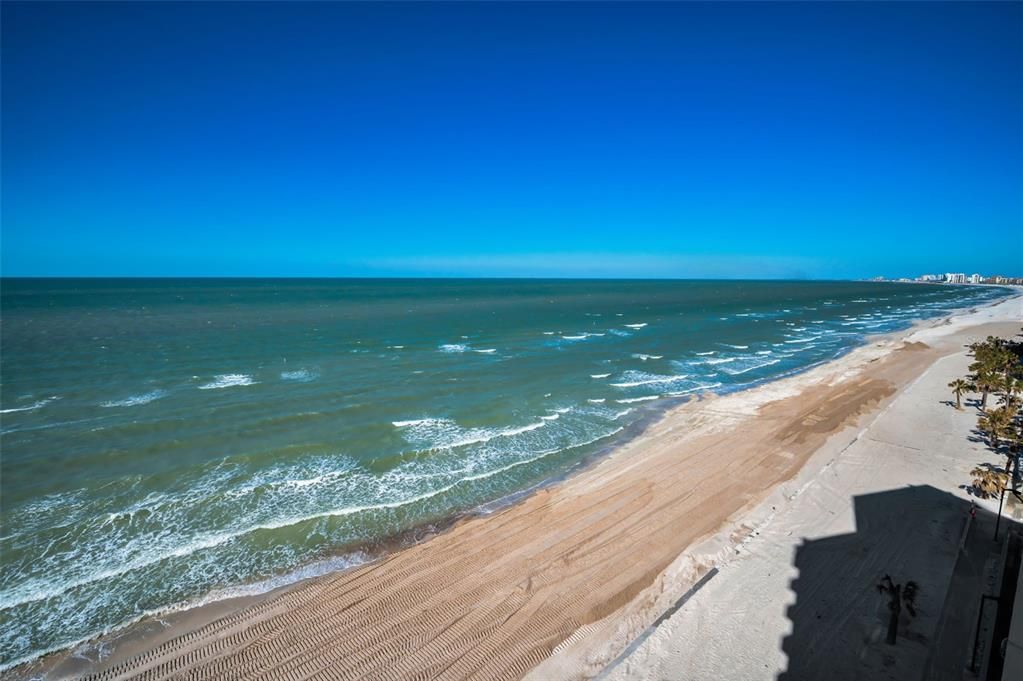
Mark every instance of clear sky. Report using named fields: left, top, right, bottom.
left=2, top=1, right=1021, bottom=279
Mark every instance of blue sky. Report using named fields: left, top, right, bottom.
left=2, top=2, right=1021, bottom=279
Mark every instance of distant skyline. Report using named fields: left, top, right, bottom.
left=2, top=1, right=1021, bottom=279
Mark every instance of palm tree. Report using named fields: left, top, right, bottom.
left=968, top=336, right=1022, bottom=410
left=979, top=406, right=1015, bottom=452
left=970, top=466, right=1008, bottom=499
left=948, top=378, right=971, bottom=410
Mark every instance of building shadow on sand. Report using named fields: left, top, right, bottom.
left=778, top=485, right=1020, bottom=681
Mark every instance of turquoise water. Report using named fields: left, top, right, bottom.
left=0, top=278, right=1011, bottom=667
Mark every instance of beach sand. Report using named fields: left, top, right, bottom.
left=22, top=293, right=1023, bottom=681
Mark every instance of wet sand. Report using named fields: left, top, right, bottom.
left=21, top=294, right=1023, bottom=681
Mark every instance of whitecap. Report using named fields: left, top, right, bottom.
left=631, top=353, right=663, bottom=361
left=540, top=414, right=560, bottom=421
left=0, top=396, right=60, bottom=414
left=610, top=372, right=689, bottom=388
left=590, top=373, right=611, bottom=379
left=100, top=390, right=168, bottom=408
left=666, top=382, right=723, bottom=396
left=616, top=395, right=658, bottom=404
left=587, top=398, right=606, bottom=403
left=473, top=348, right=497, bottom=354
left=392, top=418, right=438, bottom=428
left=720, top=358, right=780, bottom=375
left=439, top=343, right=469, bottom=353
left=393, top=416, right=547, bottom=451
left=720, top=343, right=749, bottom=349
left=624, top=323, right=648, bottom=329
left=500, top=422, right=545, bottom=437
left=695, top=351, right=716, bottom=356
left=281, top=369, right=316, bottom=382
left=198, top=374, right=255, bottom=390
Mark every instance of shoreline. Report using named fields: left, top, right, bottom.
left=12, top=290, right=1023, bottom=680
left=594, top=295, right=1023, bottom=680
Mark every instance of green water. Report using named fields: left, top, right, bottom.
left=0, top=278, right=1011, bottom=667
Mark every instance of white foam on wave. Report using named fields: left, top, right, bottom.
left=695, top=351, right=716, bottom=356
left=439, top=343, right=469, bottom=353
left=756, top=351, right=773, bottom=356
left=719, top=358, right=780, bottom=375
left=616, top=395, right=658, bottom=404
left=562, top=334, right=589, bottom=340
left=609, top=329, right=632, bottom=337
left=501, top=421, right=546, bottom=437
left=281, top=369, right=317, bottom=382
left=703, top=357, right=736, bottom=365
left=100, top=390, right=168, bottom=408
left=473, top=348, right=497, bottom=354
left=392, top=418, right=436, bottom=427
left=392, top=416, right=547, bottom=451
left=721, top=343, right=749, bottom=349
left=610, top=372, right=689, bottom=388
left=542, top=331, right=555, bottom=335
left=624, top=323, right=648, bottom=329
left=198, top=375, right=256, bottom=390
left=590, top=373, right=611, bottom=379
left=666, top=382, right=722, bottom=396
left=784, top=336, right=820, bottom=344
left=2, top=414, right=639, bottom=632
left=0, top=396, right=60, bottom=414
left=540, top=413, right=560, bottom=421
left=632, top=354, right=663, bottom=361
left=587, top=398, right=606, bottom=403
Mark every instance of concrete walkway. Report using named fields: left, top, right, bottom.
left=606, top=325, right=1020, bottom=681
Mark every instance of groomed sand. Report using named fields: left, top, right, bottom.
left=21, top=292, right=1023, bottom=681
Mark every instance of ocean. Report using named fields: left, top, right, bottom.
left=0, top=278, right=1011, bottom=668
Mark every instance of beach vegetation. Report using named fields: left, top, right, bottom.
left=969, top=465, right=1010, bottom=499
left=948, top=378, right=971, bottom=410
left=962, top=332, right=1023, bottom=494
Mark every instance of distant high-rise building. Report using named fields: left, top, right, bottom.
left=969, top=273, right=982, bottom=284
left=945, top=273, right=966, bottom=284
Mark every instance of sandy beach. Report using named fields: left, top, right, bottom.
left=22, top=292, right=1022, bottom=681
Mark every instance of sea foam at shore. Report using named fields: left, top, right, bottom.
left=0, top=278, right=1012, bottom=669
